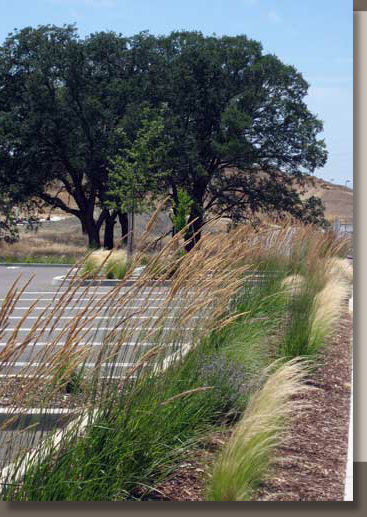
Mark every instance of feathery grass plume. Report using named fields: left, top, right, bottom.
left=0, top=219, right=260, bottom=499
left=206, top=358, right=310, bottom=501
left=324, top=257, right=353, bottom=285
left=240, top=221, right=350, bottom=279
left=79, top=249, right=110, bottom=278
left=80, top=248, right=130, bottom=279
left=104, top=250, right=129, bottom=279
left=310, top=277, right=349, bottom=349
left=280, top=274, right=305, bottom=297
left=0, top=216, right=346, bottom=500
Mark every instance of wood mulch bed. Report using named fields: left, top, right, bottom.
left=144, top=305, right=353, bottom=501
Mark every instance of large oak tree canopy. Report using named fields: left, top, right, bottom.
left=0, top=25, right=136, bottom=247
left=145, top=32, right=327, bottom=247
left=0, top=26, right=328, bottom=249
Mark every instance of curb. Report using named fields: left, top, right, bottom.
left=51, top=269, right=277, bottom=288
left=0, top=408, right=97, bottom=484
left=344, top=368, right=353, bottom=501
left=0, top=407, right=79, bottom=431
left=344, top=290, right=353, bottom=501
left=52, top=274, right=172, bottom=287
left=52, top=266, right=173, bottom=287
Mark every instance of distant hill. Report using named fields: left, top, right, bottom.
left=299, top=178, right=353, bottom=221
left=40, top=176, right=353, bottom=227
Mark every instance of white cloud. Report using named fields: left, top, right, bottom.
left=267, top=10, right=281, bottom=23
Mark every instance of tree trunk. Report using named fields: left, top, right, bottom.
left=118, top=212, right=129, bottom=246
left=80, top=215, right=101, bottom=249
left=184, top=202, right=204, bottom=252
left=103, top=212, right=117, bottom=250
left=81, top=219, right=87, bottom=235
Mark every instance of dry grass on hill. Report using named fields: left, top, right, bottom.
left=0, top=178, right=352, bottom=262
left=299, top=178, right=353, bottom=221
left=0, top=217, right=87, bottom=261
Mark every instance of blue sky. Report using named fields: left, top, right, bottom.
left=0, top=0, right=353, bottom=187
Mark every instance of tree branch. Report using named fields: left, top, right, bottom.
left=39, top=193, right=81, bottom=217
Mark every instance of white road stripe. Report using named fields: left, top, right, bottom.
left=0, top=375, right=135, bottom=380
left=7, top=315, right=199, bottom=321
left=0, top=407, right=77, bottom=414
left=1, top=297, right=184, bottom=302
left=11, top=305, right=178, bottom=310
left=17, top=289, right=171, bottom=295
left=1, top=326, right=197, bottom=332
left=10, top=291, right=113, bottom=294
left=0, top=361, right=134, bottom=368
left=0, top=342, right=180, bottom=347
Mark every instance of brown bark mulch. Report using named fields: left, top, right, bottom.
left=254, top=308, right=353, bottom=501
left=146, top=307, right=353, bottom=501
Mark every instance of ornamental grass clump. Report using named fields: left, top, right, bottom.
left=0, top=220, right=257, bottom=500
left=324, top=257, right=353, bottom=285
left=280, top=274, right=306, bottom=297
left=80, top=249, right=129, bottom=279
left=0, top=216, right=349, bottom=501
left=206, top=358, right=310, bottom=501
left=309, top=277, right=349, bottom=350
left=104, top=250, right=130, bottom=279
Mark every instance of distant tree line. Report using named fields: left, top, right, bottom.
left=0, top=25, right=327, bottom=249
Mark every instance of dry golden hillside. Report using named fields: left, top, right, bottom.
left=1, top=176, right=353, bottom=261
left=45, top=176, right=353, bottom=221
left=299, top=178, right=353, bottom=221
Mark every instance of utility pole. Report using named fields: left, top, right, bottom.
left=127, top=183, right=135, bottom=258
left=127, top=210, right=134, bottom=258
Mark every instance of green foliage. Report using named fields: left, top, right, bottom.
left=171, top=189, right=193, bottom=234
left=106, top=106, right=170, bottom=214
left=0, top=26, right=328, bottom=250
left=0, top=26, right=134, bottom=248
left=0, top=196, right=41, bottom=244
left=0, top=255, right=76, bottom=265
left=0, top=207, right=18, bottom=244
left=279, top=288, right=316, bottom=358
left=104, top=257, right=130, bottom=280
left=1, top=228, right=348, bottom=501
left=144, top=31, right=328, bottom=238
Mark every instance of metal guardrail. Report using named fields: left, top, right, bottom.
left=333, top=218, right=353, bottom=235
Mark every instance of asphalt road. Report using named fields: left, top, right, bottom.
left=0, top=264, right=71, bottom=296
left=0, top=264, right=203, bottom=468
left=0, top=265, right=200, bottom=377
